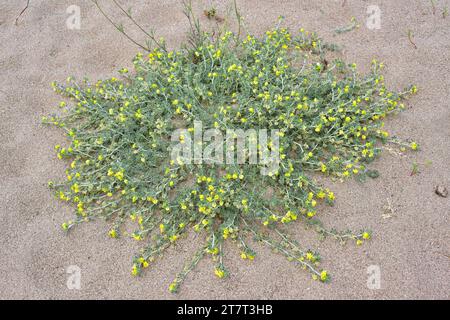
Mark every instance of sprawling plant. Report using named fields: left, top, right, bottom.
left=44, top=9, right=417, bottom=292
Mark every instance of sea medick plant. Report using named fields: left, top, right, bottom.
left=43, top=4, right=418, bottom=293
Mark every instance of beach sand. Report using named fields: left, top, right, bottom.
left=0, top=0, right=449, bottom=299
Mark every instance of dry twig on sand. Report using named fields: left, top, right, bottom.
left=430, top=0, right=437, bottom=15
left=15, top=0, right=30, bottom=25
left=407, top=30, right=418, bottom=49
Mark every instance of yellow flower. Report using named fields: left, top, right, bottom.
left=410, top=142, right=418, bottom=150
left=214, top=267, right=225, bottom=278
left=362, top=232, right=371, bottom=240
left=317, top=190, right=326, bottom=199
left=320, top=270, right=328, bottom=282
left=132, top=233, right=142, bottom=241
left=168, top=282, right=178, bottom=293
left=356, top=239, right=363, bottom=246
left=307, top=211, right=316, bottom=218
left=131, top=264, right=139, bottom=276
left=71, top=183, right=80, bottom=193
left=208, top=247, right=219, bottom=255
left=109, top=229, right=117, bottom=238
left=147, top=196, right=158, bottom=204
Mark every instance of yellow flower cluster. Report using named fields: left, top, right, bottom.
left=46, top=15, right=417, bottom=293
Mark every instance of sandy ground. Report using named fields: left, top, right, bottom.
left=0, top=0, right=449, bottom=300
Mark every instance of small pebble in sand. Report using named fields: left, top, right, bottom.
left=434, top=185, right=448, bottom=198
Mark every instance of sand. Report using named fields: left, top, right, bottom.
left=0, top=0, right=449, bottom=299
